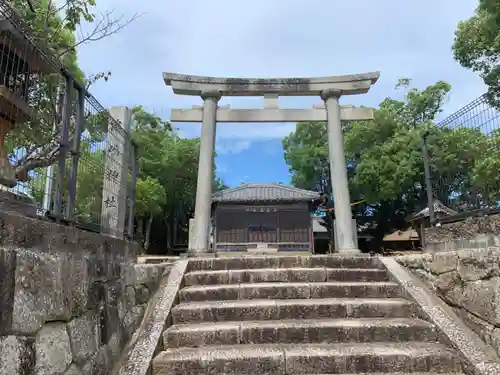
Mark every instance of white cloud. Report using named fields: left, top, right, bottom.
left=76, top=0, right=486, bottom=144
left=177, top=123, right=295, bottom=142
left=176, top=121, right=296, bottom=154
left=216, top=140, right=252, bottom=155
left=216, top=163, right=228, bottom=173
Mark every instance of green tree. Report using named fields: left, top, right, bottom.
left=49, top=105, right=226, bottom=250
left=130, top=106, right=227, bottom=252
left=283, top=80, right=485, bottom=249
left=451, top=1, right=500, bottom=205
left=73, top=143, right=105, bottom=227
left=350, top=79, right=452, bottom=203
left=9, top=0, right=224, bottom=250
left=15, top=0, right=138, bottom=60
left=7, top=0, right=137, bottom=181
left=29, top=140, right=105, bottom=228
left=214, top=178, right=229, bottom=191
left=468, top=128, right=500, bottom=204
left=453, top=0, right=500, bottom=106
left=135, top=177, right=166, bottom=251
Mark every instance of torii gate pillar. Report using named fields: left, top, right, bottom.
left=191, top=92, right=220, bottom=255
left=322, top=89, right=357, bottom=252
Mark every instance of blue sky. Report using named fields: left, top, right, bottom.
left=75, top=0, right=486, bottom=187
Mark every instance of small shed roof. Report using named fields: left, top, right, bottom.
left=407, top=199, right=457, bottom=222
left=383, top=228, right=419, bottom=242
left=212, top=183, right=320, bottom=202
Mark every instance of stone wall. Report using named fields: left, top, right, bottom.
left=425, top=214, right=500, bottom=252
left=0, top=212, right=166, bottom=375
left=396, top=248, right=500, bottom=357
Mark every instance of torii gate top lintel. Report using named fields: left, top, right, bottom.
left=163, top=71, right=380, bottom=97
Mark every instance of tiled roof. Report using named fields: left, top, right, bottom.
left=212, top=183, right=320, bottom=202
left=407, top=199, right=458, bottom=222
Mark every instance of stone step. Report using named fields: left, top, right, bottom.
left=179, top=281, right=403, bottom=302
left=186, top=254, right=384, bottom=272
left=171, top=298, right=417, bottom=324
left=152, top=342, right=462, bottom=374
left=183, top=267, right=389, bottom=286
left=292, top=374, right=463, bottom=375
left=164, top=318, right=438, bottom=347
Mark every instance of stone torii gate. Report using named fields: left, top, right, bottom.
left=164, top=72, right=380, bottom=255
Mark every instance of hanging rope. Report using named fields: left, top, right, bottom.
left=318, top=199, right=366, bottom=213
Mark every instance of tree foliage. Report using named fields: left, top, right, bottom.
left=30, top=104, right=227, bottom=252
left=16, top=0, right=139, bottom=59
left=135, top=177, right=166, bottom=217
left=130, top=106, right=226, bottom=252
left=453, top=0, right=500, bottom=106
left=8, top=1, right=226, bottom=252
left=283, top=79, right=496, bottom=249
left=5, top=0, right=138, bottom=181
left=135, top=176, right=166, bottom=251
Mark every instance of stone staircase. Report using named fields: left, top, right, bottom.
left=152, top=255, right=465, bottom=374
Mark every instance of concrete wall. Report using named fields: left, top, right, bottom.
left=0, top=212, right=165, bottom=375
left=425, top=214, right=500, bottom=252
left=396, top=248, right=500, bottom=357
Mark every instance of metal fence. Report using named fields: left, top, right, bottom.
left=429, top=93, right=500, bottom=219
left=0, top=1, right=137, bottom=238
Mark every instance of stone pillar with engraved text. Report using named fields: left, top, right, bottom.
left=101, top=106, right=132, bottom=238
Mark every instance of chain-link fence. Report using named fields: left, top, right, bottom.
left=429, top=93, right=500, bottom=218
left=0, top=1, right=137, bottom=238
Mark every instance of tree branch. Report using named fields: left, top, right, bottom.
left=58, top=9, right=143, bottom=57
left=86, top=71, right=111, bottom=90
left=13, top=137, right=61, bottom=181
left=26, top=0, right=35, bottom=12
left=43, top=0, right=54, bottom=35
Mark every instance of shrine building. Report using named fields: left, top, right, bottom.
left=211, top=183, right=323, bottom=252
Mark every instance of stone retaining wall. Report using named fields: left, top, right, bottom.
left=0, top=213, right=166, bottom=375
left=425, top=214, right=500, bottom=252
left=396, top=248, right=500, bottom=357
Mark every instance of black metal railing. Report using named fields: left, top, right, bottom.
left=427, top=93, right=500, bottom=222
left=0, top=0, right=137, bottom=239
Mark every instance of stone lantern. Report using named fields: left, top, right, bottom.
left=0, top=18, right=55, bottom=187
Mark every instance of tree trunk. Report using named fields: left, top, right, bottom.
left=137, top=218, right=145, bottom=251
left=165, top=214, right=172, bottom=253
left=173, top=207, right=179, bottom=247
left=144, top=214, right=154, bottom=252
